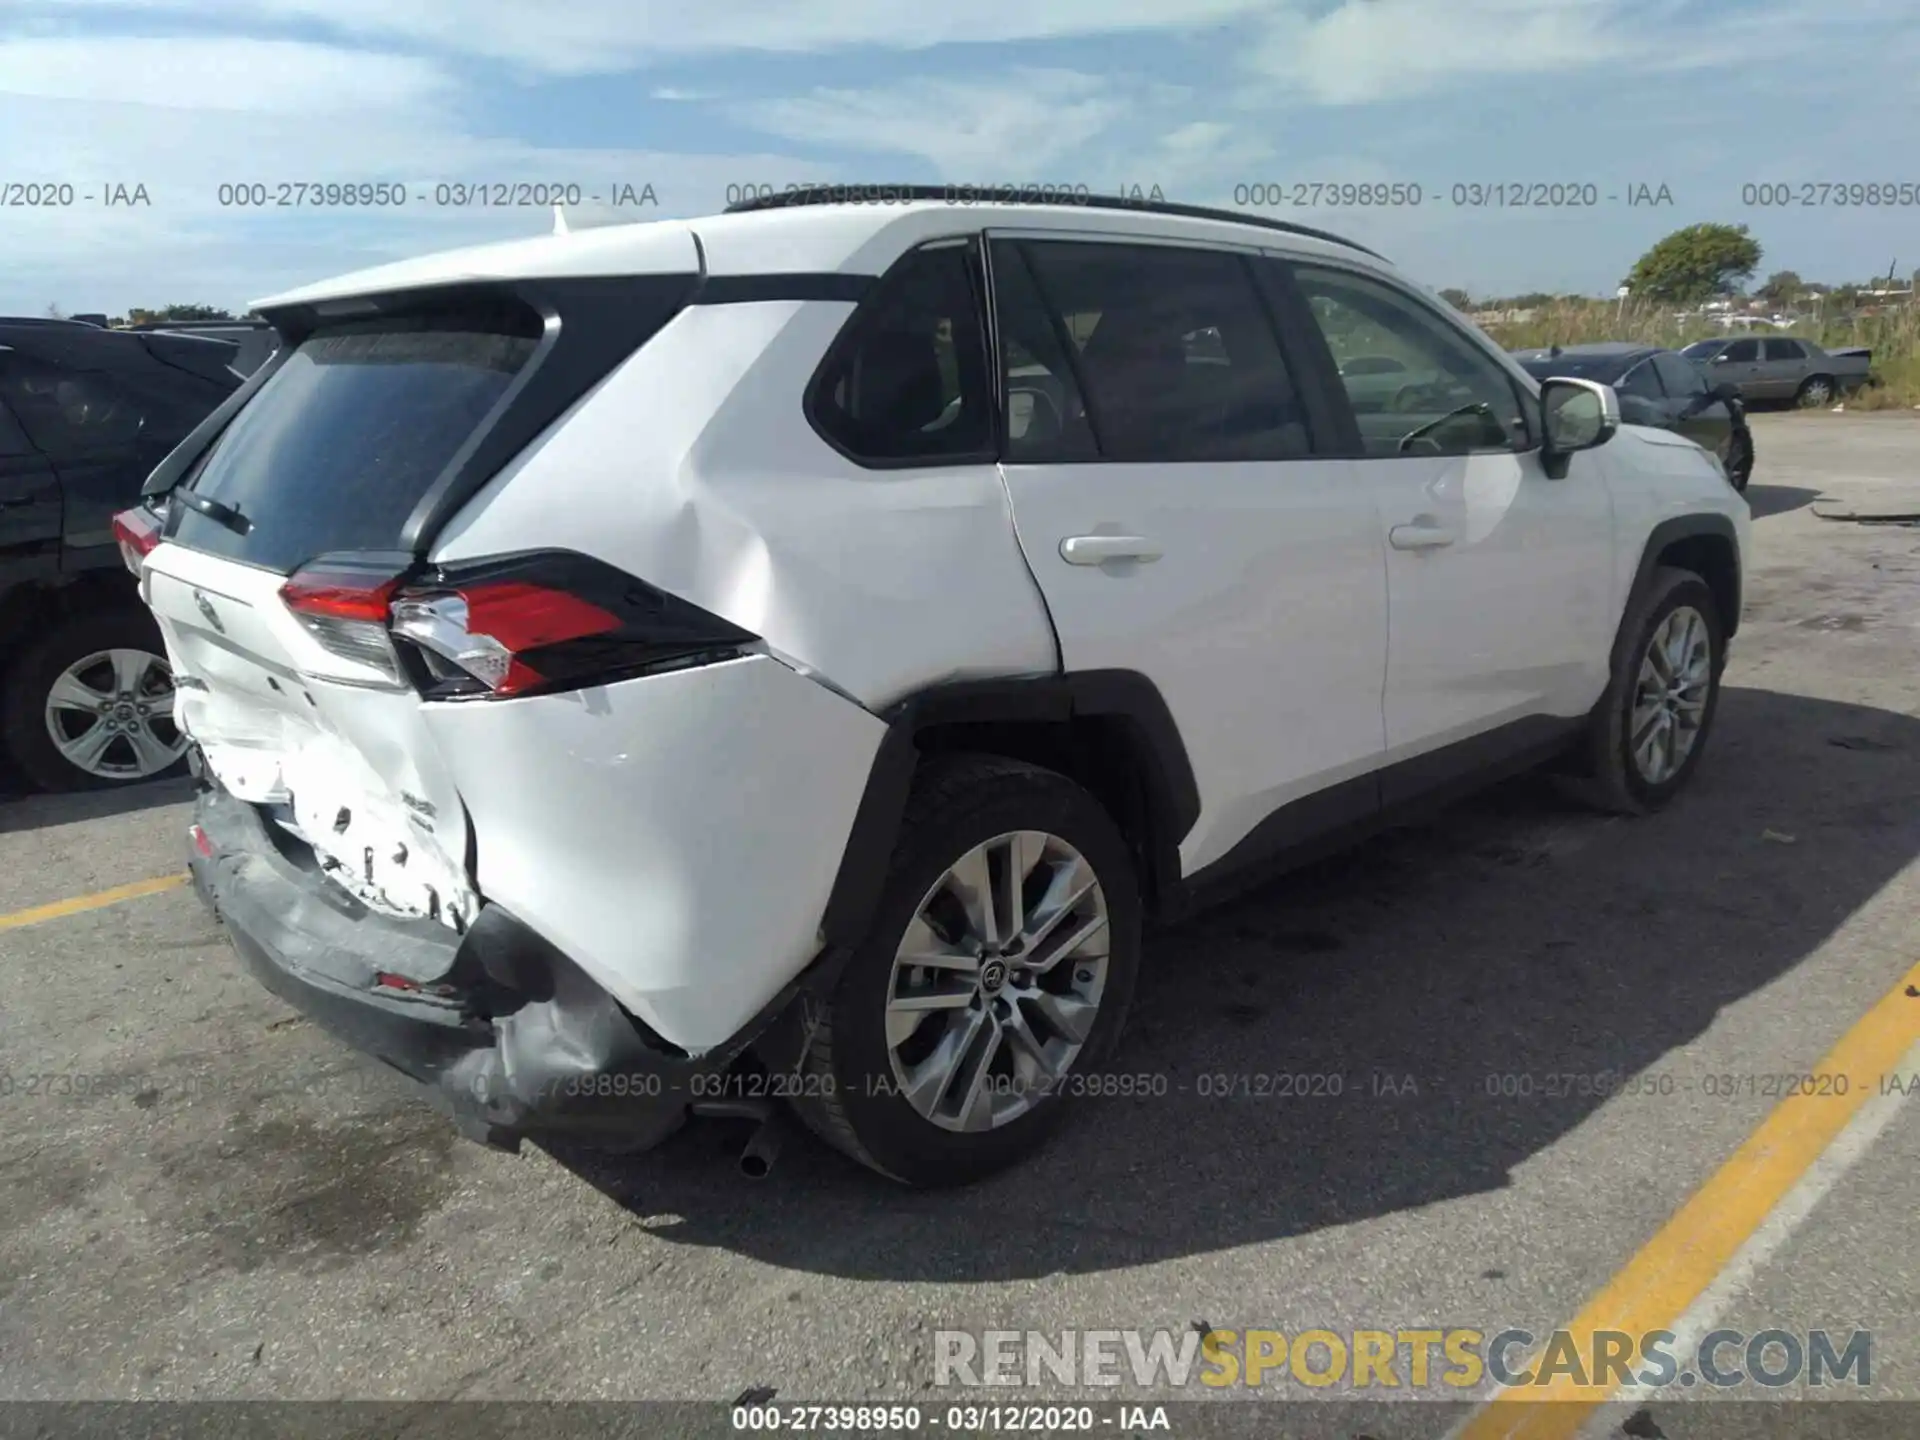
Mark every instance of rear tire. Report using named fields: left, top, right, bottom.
left=1795, top=374, right=1835, bottom=408
left=792, top=754, right=1142, bottom=1187
left=1, top=609, right=186, bottom=792
left=1573, top=567, right=1725, bottom=815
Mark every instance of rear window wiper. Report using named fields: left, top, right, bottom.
left=173, top=490, right=251, bottom=535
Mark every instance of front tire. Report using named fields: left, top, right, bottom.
left=1725, top=429, right=1753, bottom=492
left=1576, top=567, right=1725, bottom=815
left=794, top=754, right=1142, bottom=1187
left=1, top=610, right=187, bottom=792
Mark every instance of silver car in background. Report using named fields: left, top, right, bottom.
left=1681, top=335, right=1872, bottom=407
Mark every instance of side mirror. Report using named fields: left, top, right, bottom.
left=1539, top=378, right=1619, bottom=478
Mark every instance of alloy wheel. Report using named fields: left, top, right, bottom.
left=885, top=829, right=1110, bottom=1133
left=1629, top=606, right=1713, bottom=785
left=1799, top=377, right=1833, bottom=408
left=43, top=647, right=185, bottom=781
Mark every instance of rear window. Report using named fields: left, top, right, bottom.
left=1516, top=354, right=1629, bottom=383
left=170, top=311, right=541, bottom=572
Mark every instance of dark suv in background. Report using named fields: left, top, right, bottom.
left=1511, top=342, right=1754, bottom=492
left=0, top=318, right=247, bottom=790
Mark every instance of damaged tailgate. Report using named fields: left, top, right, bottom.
left=144, top=543, right=480, bottom=948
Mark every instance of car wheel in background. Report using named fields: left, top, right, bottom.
left=1796, top=374, right=1835, bottom=408
left=1, top=610, right=187, bottom=792
left=1725, top=430, right=1753, bottom=492
left=793, top=754, right=1142, bottom=1187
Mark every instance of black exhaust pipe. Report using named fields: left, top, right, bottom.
left=739, top=1117, right=784, bottom=1180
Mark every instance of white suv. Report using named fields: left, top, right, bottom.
left=115, top=189, right=1749, bottom=1186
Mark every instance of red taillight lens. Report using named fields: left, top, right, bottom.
left=279, top=556, right=411, bottom=679
left=281, top=549, right=754, bottom=699
left=391, top=582, right=620, bottom=697
left=112, top=506, right=163, bottom=575
left=389, top=551, right=756, bottom=701
left=280, top=566, right=402, bottom=622
left=461, top=581, right=620, bottom=655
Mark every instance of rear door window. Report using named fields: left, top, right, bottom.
left=988, top=241, right=1098, bottom=462
left=1016, top=239, right=1311, bottom=463
left=170, top=312, right=542, bottom=571
left=0, top=358, right=149, bottom=453
left=0, top=397, right=37, bottom=457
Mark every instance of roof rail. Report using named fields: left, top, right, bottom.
left=721, top=184, right=1387, bottom=261
left=125, top=319, right=271, bottom=331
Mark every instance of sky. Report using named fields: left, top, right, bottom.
left=2, top=0, right=1915, bottom=316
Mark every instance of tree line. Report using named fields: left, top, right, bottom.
left=1440, top=223, right=1908, bottom=313
left=44, top=303, right=247, bottom=327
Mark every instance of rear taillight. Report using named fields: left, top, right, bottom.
left=112, top=506, right=163, bottom=576
left=392, top=551, right=757, bottom=699
left=279, top=554, right=411, bottom=681
left=280, top=549, right=756, bottom=699
left=391, top=584, right=618, bottom=696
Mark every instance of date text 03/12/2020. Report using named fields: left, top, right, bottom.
left=730, top=1402, right=1175, bottom=1432
left=210, top=181, right=660, bottom=209
left=1230, top=181, right=1676, bottom=208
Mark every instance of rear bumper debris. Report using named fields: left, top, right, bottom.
left=188, top=784, right=763, bottom=1154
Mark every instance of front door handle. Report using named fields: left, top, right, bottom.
left=1060, top=534, right=1163, bottom=565
left=1389, top=523, right=1456, bottom=551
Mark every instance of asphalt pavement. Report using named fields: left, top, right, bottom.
left=2, top=413, right=1916, bottom=1439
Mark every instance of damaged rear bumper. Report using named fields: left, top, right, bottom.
left=188, top=784, right=770, bottom=1154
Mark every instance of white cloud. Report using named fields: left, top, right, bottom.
left=0, top=50, right=841, bottom=312
left=1246, top=0, right=1633, bottom=105
left=31, top=0, right=1271, bottom=74
left=0, top=35, right=455, bottom=112
left=9, top=0, right=1920, bottom=311
left=736, top=70, right=1129, bottom=178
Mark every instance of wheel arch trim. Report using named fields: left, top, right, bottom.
left=1626, top=512, right=1742, bottom=646
left=817, top=670, right=1200, bottom=948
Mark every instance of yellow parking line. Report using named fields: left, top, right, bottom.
left=0, top=872, right=189, bottom=933
left=1457, top=956, right=1920, bottom=1440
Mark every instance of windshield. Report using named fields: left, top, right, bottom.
left=1680, top=341, right=1723, bottom=360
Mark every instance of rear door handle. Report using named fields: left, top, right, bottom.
left=1059, top=535, right=1163, bottom=565
left=1389, top=523, right=1456, bottom=551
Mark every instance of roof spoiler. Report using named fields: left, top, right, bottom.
left=552, top=203, right=634, bottom=235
